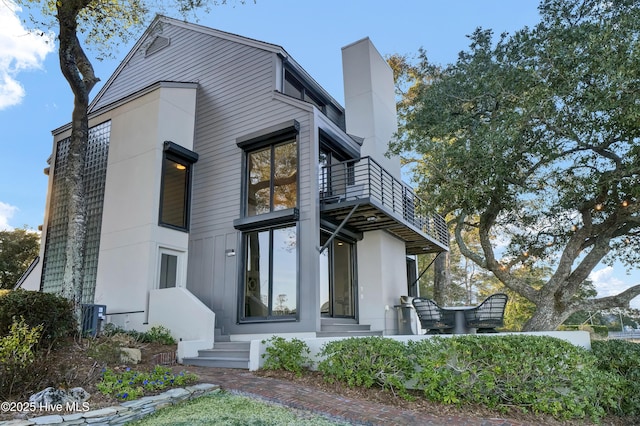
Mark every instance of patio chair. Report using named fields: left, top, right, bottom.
left=464, top=293, right=508, bottom=333
left=411, top=297, right=455, bottom=334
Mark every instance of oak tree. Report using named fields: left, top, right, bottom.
left=0, top=228, right=40, bottom=289
left=389, top=0, right=640, bottom=330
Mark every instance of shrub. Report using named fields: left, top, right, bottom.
left=592, top=339, right=640, bottom=416
left=102, top=323, right=176, bottom=345
left=143, top=325, right=176, bottom=345
left=0, top=318, right=42, bottom=368
left=261, top=336, right=311, bottom=376
left=317, top=337, right=413, bottom=397
left=407, top=335, right=614, bottom=421
left=97, top=365, right=197, bottom=400
left=0, top=290, right=75, bottom=348
left=0, top=318, right=43, bottom=397
left=86, top=337, right=125, bottom=365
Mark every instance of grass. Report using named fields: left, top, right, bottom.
left=129, top=389, right=349, bottom=426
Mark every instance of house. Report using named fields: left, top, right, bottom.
left=22, top=16, right=448, bottom=363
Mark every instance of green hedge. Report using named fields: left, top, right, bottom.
left=592, top=339, right=640, bottom=416
left=0, top=290, right=76, bottom=348
left=315, top=335, right=621, bottom=422
left=408, top=335, right=615, bottom=420
left=261, top=336, right=312, bottom=377
left=318, top=336, right=413, bottom=397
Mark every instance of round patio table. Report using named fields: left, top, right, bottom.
left=442, top=306, right=477, bottom=334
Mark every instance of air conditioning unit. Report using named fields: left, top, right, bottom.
left=81, top=304, right=106, bottom=337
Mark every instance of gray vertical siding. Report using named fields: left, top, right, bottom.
left=92, top=21, right=320, bottom=335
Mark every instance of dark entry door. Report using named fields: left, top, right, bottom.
left=319, top=233, right=355, bottom=318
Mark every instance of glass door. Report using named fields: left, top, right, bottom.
left=320, top=233, right=355, bottom=318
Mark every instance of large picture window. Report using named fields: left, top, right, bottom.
left=236, top=122, right=300, bottom=323
left=159, top=142, right=198, bottom=231
left=247, top=140, right=297, bottom=216
left=243, top=225, right=297, bottom=319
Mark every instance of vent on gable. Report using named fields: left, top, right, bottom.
left=146, top=36, right=170, bottom=57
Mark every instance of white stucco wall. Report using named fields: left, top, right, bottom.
left=343, top=38, right=408, bottom=334
left=356, top=231, right=408, bottom=334
left=19, top=262, right=42, bottom=291
left=342, top=37, right=400, bottom=178
left=93, top=83, right=198, bottom=331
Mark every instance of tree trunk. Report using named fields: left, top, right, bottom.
left=521, top=302, right=569, bottom=331
left=57, top=1, right=99, bottom=331
left=433, top=251, right=449, bottom=306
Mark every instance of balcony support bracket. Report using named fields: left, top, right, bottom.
left=318, top=204, right=359, bottom=254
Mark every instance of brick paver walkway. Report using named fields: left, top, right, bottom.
left=182, top=367, right=526, bottom=426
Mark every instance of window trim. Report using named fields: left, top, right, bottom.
left=233, top=208, right=299, bottom=231
left=236, top=120, right=299, bottom=151
left=158, top=141, right=198, bottom=232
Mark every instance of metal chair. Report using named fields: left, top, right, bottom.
left=464, top=293, right=508, bottom=333
left=411, top=297, right=455, bottom=334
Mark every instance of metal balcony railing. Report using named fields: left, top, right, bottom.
left=320, top=156, right=449, bottom=250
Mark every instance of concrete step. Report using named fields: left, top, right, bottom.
left=212, top=341, right=251, bottom=350
left=321, top=317, right=358, bottom=325
left=182, top=356, right=249, bottom=369
left=182, top=341, right=251, bottom=370
left=198, top=348, right=249, bottom=358
left=214, top=328, right=231, bottom=342
left=320, top=323, right=371, bottom=332
left=316, top=330, right=383, bottom=337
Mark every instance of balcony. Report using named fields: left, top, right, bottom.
left=319, top=156, right=449, bottom=255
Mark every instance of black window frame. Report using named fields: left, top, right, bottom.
left=245, top=140, right=298, bottom=216
left=158, top=141, right=198, bottom=232
left=239, top=223, right=299, bottom=322
left=283, top=69, right=326, bottom=113
left=235, top=121, right=300, bottom=229
left=235, top=121, right=302, bottom=323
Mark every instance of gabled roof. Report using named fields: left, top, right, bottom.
left=89, top=15, right=286, bottom=112
left=89, top=15, right=343, bottom=114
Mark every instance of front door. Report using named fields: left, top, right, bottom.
left=320, top=233, right=355, bottom=318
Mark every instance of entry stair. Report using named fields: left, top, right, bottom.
left=317, top=318, right=383, bottom=337
left=181, top=321, right=382, bottom=369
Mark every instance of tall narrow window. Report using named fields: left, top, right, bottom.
left=159, top=142, right=198, bottom=231
left=159, top=253, right=178, bottom=289
left=236, top=121, right=300, bottom=323
left=247, top=139, right=297, bottom=216
left=243, top=225, right=297, bottom=319
left=158, top=248, right=184, bottom=289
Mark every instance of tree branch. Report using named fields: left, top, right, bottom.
left=577, top=284, right=640, bottom=311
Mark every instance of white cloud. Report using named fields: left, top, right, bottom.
left=0, top=1, right=55, bottom=110
left=0, top=201, right=18, bottom=230
left=589, top=266, right=640, bottom=309
left=590, top=267, right=623, bottom=296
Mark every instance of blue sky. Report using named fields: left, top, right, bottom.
left=0, top=0, right=542, bottom=229
left=1, top=0, right=638, bottom=307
